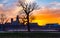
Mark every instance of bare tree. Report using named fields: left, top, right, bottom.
left=18, top=10, right=27, bottom=24
left=0, top=13, right=6, bottom=24
left=18, top=0, right=38, bottom=32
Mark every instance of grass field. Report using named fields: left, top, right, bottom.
left=0, top=31, right=60, bottom=38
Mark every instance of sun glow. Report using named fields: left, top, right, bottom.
left=32, top=20, right=46, bottom=26
left=25, top=0, right=35, bottom=4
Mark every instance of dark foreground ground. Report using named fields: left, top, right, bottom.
left=0, top=31, right=60, bottom=38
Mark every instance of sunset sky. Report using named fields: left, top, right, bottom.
left=0, top=0, right=60, bottom=26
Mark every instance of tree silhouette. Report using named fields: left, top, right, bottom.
left=18, top=11, right=27, bottom=24
left=0, top=13, right=6, bottom=24
left=18, top=0, right=38, bottom=32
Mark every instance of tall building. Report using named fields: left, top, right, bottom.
left=11, top=15, right=20, bottom=25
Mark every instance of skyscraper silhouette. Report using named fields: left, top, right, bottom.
left=11, top=15, right=20, bottom=25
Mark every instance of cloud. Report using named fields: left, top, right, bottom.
left=50, top=1, right=60, bottom=5
left=25, top=0, right=35, bottom=4
left=39, top=1, right=60, bottom=10
left=0, top=4, right=4, bottom=8
left=3, top=0, right=8, bottom=3
left=0, top=0, right=22, bottom=19
left=18, top=0, right=36, bottom=4
left=46, top=1, right=60, bottom=9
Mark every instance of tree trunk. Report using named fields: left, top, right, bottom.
left=27, top=14, right=30, bottom=32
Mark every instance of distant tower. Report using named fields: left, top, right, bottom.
left=11, top=18, right=13, bottom=24
left=16, top=15, right=20, bottom=24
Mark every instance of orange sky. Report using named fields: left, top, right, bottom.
left=0, top=5, right=60, bottom=26
left=0, top=0, right=60, bottom=26
left=31, top=8, right=60, bottom=26
left=0, top=6, right=60, bottom=26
